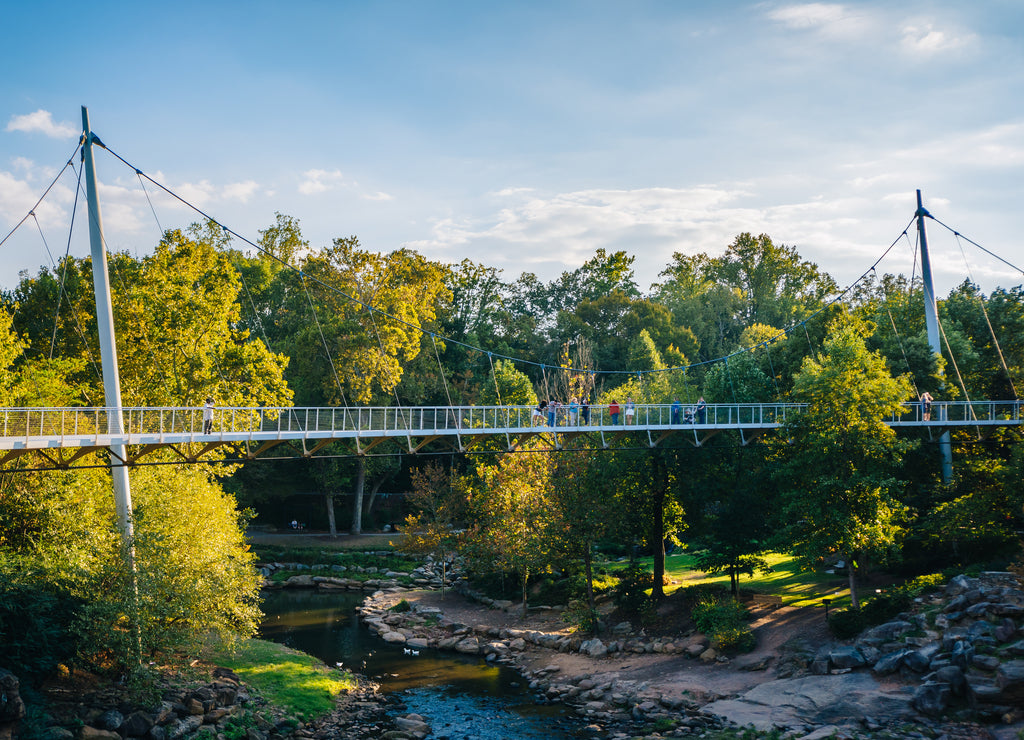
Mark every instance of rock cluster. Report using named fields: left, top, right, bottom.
left=791, top=572, right=1024, bottom=721
left=361, top=587, right=717, bottom=662
left=520, top=666, right=730, bottom=736
left=38, top=668, right=261, bottom=740
left=358, top=592, right=732, bottom=737
left=259, top=553, right=452, bottom=593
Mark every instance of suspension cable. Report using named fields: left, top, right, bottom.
left=299, top=271, right=349, bottom=407
left=951, top=233, right=1019, bottom=399
left=0, top=141, right=82, bottom=251
left=94, top=141, right=940, bottom=385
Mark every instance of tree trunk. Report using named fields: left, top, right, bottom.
left=651, top=451, right=667, bottom=601
left=521, top=569, right=530, bottom=618
left=350, top=458, right=366, bottom=535
left=584, top=544, right=596, bottom=613
left=326, top=493, right=337, bottom=537
left=847, top=555, right=859, bottom=609
left=365, top=478, right=385, bottom=529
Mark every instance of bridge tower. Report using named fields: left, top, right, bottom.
left=82, top=106, right=141, bottom=662
left=916, top=189, right=954, bottom=483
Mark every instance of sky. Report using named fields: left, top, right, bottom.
left=2, top=1, right=1023, bottom=299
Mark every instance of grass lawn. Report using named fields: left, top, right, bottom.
left=624, top=551, right=854, bottom=609
left=206, top=638, right=356, bottom=720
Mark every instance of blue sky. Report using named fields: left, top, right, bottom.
left=2, top=1, right=1022, bottom=297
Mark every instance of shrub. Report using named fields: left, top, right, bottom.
left=0, top=575, right=83, bottom=679
left=828, top=607, right=866, bottom=638
left=614, top=563, right=655, bottom=613
left=564, top=598, right=600, bottom=634
left=691, top=595, right=754, bottom=654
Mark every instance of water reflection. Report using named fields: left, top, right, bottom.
left=259, top=590, right=575, bottom=739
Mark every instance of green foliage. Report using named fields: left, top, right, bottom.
left=690, top=593, right=755, bottom=653
left=613, top=563, right=655, bottom=613
left=389, top=599, right=412, bottom=613
left=0, top=464, right=261, bottom=673
left=827, top=607, right=866, bottom=638
left=774, top=315, right=915, bottom=608
left=829, top=574, right=945, bottom=638
left=563, top=598, right=600, bottom=634
left=0, top=570, right=83, bottom=678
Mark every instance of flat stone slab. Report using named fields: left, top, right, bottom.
left=702, top=673, right=914, bottom=731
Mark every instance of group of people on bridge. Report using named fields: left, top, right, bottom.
left=529, top=396, right=708, bottom=427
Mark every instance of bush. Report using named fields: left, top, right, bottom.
left=614, top=564, right=655, bottom=614
left=564, top=599, right=600, bottom=634
left=0, top=576, right=83, bottom=679
left=690, top=595, right=754, bottom=654
left=840, top=574, right=946, bottom=636
left=828, top=607, right=866, bottom=638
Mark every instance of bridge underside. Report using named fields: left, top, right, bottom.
left=0, top=424, right=769, bottom=471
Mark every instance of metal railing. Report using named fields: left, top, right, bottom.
left=0, top=400, right=1019, bottom=449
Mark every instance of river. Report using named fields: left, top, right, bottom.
left=259, top=589, right=578, bottom=739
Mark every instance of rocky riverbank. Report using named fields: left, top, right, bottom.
left=10, top=556, right=1024, bottom=740
left=353, top=567, right=1024, bottom=739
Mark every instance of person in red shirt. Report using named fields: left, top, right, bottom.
left=609, top=399, right=620, bottom=425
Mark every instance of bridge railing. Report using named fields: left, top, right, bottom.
left=0, top=402, right=808, bottom=440
left=1, top=400, right=1019, bottom=443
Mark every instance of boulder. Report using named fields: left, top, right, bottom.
left=861, top=620, right=913, bottom=642
left=0, top=669, right=26, bottom=733
left=79, top=728, right=121, bottom=740
left=996, top=660, right=1024, bottom=703
left=702, top=673, right=913, bottom=731
left=912, top=681, right=950, bottom=716
left=933, top=665, right=967, bottom=696
left=96, top=710, right=123, bottom=732
left=579, top=638, right=608, bottom=658
left=828, top=646, right=866, bottom=669
left=121, top=711, right=155, bottom=738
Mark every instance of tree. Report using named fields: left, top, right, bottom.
left=108, top=226, right=292, bottom=409
left=549, top=450, right=623, bottom=624
left=774, top=316, right=914, bottom=608
left=271, top=238, right=449, bottom=405
left=397, top=462, right=470, bottom=597
left=478, top=358, right=538, bottom=407
left=694, top=450, right=775, bottom=597
left=467, top=445, right=553, bottom=616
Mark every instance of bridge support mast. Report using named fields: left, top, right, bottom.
left=82, top=106, right=141, bottom=663
left=916, top=189, right=954, bottom=483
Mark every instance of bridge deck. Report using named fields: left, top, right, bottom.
left=0, top=401, right=1018, bottom=468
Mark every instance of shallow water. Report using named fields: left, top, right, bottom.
left=259, top=589, right=576, bottom=739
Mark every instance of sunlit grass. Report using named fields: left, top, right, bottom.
left=206, top=639, right=356, bottom=719
left=617, top=551, right=853, bottom=609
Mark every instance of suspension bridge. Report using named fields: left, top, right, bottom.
left=1, top=107, right=1022, bottom=479
left=0, top=400, right=1019, bottom=471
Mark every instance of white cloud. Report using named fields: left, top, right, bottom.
left=6, top=110, right=78, bottom=139
left=222, top=180, right=260, bottom=203
left=362, top=191, right=393, bottom=201
left=0, top=169, right=71, bottom=229
left=766, top=3, right=873, bottom=39
left=298, top=168, right=346, bottom=195
left=901, top=22, right=975, bottom=56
